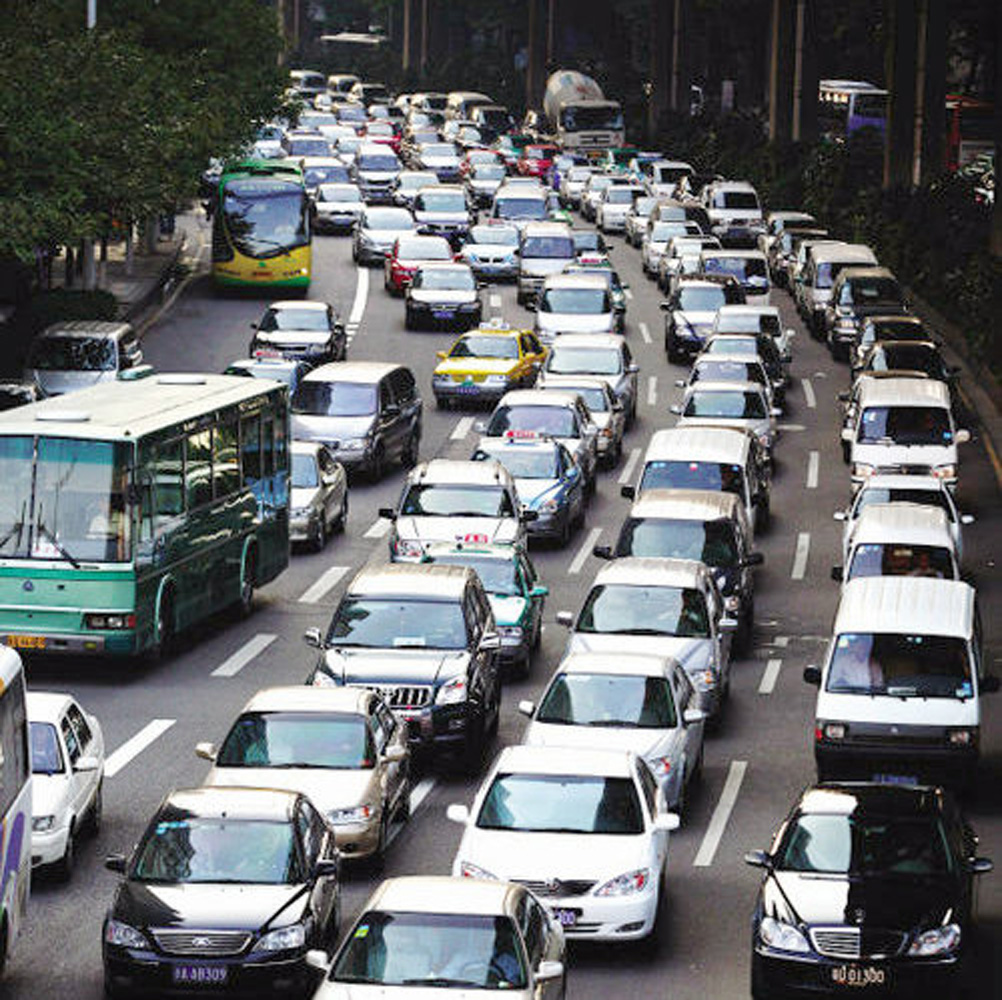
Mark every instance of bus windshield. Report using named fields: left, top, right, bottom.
left=222, top=178, right=309, bottom=258
left=0, top=436, right=132, bottom=563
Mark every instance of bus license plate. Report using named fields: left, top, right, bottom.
left=172, top=965, right=228, bottom=986
left=551, top=908, right=578, bottom=928
left=830, top=964, right=886, bottom=988
left=6, top=635, right=45, bottom=650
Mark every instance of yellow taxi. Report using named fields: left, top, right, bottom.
left=431, top=322, right=547, bottom=409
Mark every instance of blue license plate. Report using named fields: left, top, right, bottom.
left=172, top=965, right=228, bottom=986
left=433, top=310, right=455, bottom=319
left=873, top=773, right=918, bottom=786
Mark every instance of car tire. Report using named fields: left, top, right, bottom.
left=87, top=780, right=103, bottom=836
left=55, top=821, right=75, bottom=882
left=370, top=812, right=389, bottom=872
left=335, top=494, right=348, bottom=534
left=435, top=395, right=451, bottom=410
left=311, top=515, right=327, bottom=553
left=369, top=443, right=385, bottom=481
left=557, top=512, right=572, bottom=548
left=236, top=548, right=256, bottom=618
left=401, top=430, right=420, bottom=469
left=461, top=714, right=486, bottom=775
left=404, top=308, right=415, bottom=331
left=148, top=590, right=175, bottom=662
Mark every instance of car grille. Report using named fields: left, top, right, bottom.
left=152, top=929, right=252, bottom=957
left=453, top=374, right=486, bottom=383
left=514, top=878, right=596, bottom=898
left=810, top=927, right=860, bottom=959
left=371, top=684, right=433, bottom=708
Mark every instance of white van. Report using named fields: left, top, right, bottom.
left=832, top=503, right=961, bottom=587
left=805, top=576, right=998, bottom=788
left=622, top=425, right=771, bottom=533
left=843, top=376, right=970, bottom=489
left=800, top=242, right=877, bottom=335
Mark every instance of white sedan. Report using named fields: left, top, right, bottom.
left=28, top=691, right=104, bottom=880
left=448, top=745, right=678, bottom=942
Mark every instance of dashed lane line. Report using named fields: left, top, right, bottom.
left=212, top=633, right=277, bottom=678
left=646, top=375, right=658, bottom=407
left=568, top=527, right=602, bottom=575
left=802, top=378, right=816, bottom=409
left=364, top=519, right=391, bottom=540
left=489, top=293, right=502, bottom=310
left=639, top=321, right=652, bottom=345
left=105, top=720, right=176, bottom=779
left=693, top=760, right=748, bottom=867
left=758, top=658, right=782, bottom=695
left=450, top=416, right=475, bottom=441
left=349, top=266, right=369, bottom=327
left=791, top=532, right=811, bottom=580
left=618, top=447, right=641, bottom=485
left=299, top=565, right=351, bottom=604
left=385, top=777, right=437, bottom=849
left=806, top=450, right=819, bottom=489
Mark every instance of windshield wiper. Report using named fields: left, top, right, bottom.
left=0, top=501, right=27, bottom=554
left=616, top=627, right=671, bottom=636
left=401, top=979, right=481, bottom=989
left=35, top=522, right=80, bottom=568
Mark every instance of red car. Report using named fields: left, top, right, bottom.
left=383, top=234, right=453, bottom=294
left=517, top=143, right=560, bottom=177
left=363, top=120, right=402, bottom=155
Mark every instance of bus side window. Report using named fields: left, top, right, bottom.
left=213, top=421, right=240, bottom=498
left=186, top=430, right=212, bottom=509
left=242, top=415, right=262, bottom=481
left=0, top=681, right=28, bottom=816
left=152, top=439, right=184, bottom=525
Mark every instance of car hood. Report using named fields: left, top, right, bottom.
left=486, top=594, right=527, bottom=627
left=567, top=633, right=713, bottom=674
left=763, top=870, right=956, bottom=932
left=32, top=773, right=71, bottom=819
left=357, top=171, right=398, bottom=183
left=410, top=289, right=478, bottom=305
left=256, top=331, right=331, bottom=348
left=316, top=985, right=515, bottom=1000
left=537, top=313, right=616, bottom=335
left=521, top=260, right=571, bottom=279
left=674, top=310, right=717, bottom=328
left=678, top=415, right=770, bottom=438
left=31, top=369, right=115, bottom=397
left=317, top=202, right=362, bottom=213
left=113, top=880, right=310, bottom=933
left=415, top=211, right=469, bottom=224
left=462, top=244, right=515, bottom=261
left=539, top=372, right=623, bottom=396
left=523, top=721, right=669, bottom=758
left=321, top=647, right=470, bottom=685
left=395, top=515, right=520, bottom=547
left=361, top=227, right=414, bottom=246
left=291, top=414, right=374, bottom=443
left=203, top=766, right=374, bottom=814
left=420, top=155, right=460, bottom=168
left=291, top=485, right=321, bottom=509
left=435, top=359, right=516, bottom=377
left=513, top=477, right=560, bottom=507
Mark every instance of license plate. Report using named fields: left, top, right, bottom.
left=873, top=773, right=918, bottom=786
left=172, top=965, right=228, bottom=986
left=551, top=908, right=579, bottom=928
left=830, top=964, right=887, bottom=988
left=433, top=310, right=455, bottom=319
left=456, top=384, right=480, bottom=393
left=6, top=635, right=45, bottom=650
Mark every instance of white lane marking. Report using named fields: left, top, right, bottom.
left=639, top=321, right=652, bottom=344
left=775, top=636, right=789, bottom=649
left=212, top=633, right=277, bottom=678
left=646, top=375, right=658, bottom=407
left=758, top=658, right=782, bottom=695
left=694, top=760, right=747, bottom=867
left=349, top=266, right=369, bottom=327
left=450, top=416, right=475, bottom=441
left=624, top=288, right=633, bottom=300
left=791, top=532, right=811, bottom=580
left=385, top=777, right=437, bottom=849
left=299, top=565, right=351, bottom=604
left=802, top=378, right=817, bottom=409
left=489, top=293, right=502, bottom=310
left=778, top=423, right=806, bottom=432
left=105, top=720, right=176, bottom=779
left=618, top=447, right=641, bottom=485
left=806, top=450, right=819, bottom=489
left=568, top=527, right=602, bottom=575
left=364, top=519, right=391, bottom=539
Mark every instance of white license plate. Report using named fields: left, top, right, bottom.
left=830, top=964, right=887, bottom=988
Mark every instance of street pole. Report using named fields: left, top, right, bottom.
left=83, top=0, right=98, bottom=289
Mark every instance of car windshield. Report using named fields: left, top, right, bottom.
left=431, top=556, right=519, bottom=596
left=327, top=597, right=468, bottom=649
left=487, top=405, right=577, bottom=438
left=469, top=226, right=518, bottom=246
left=416, top=191, right=466, bottom=212
left=400, top=484, right=514, bottom=518
left=358, top=154, right=399, bottom=172
left=474, top=165, right=506, bottom=181
left=844, top=277, right=901, bottom=305
left=703, top=256, right=767, bottom=280
left=704, top=336, right=757, bottom=356
left=873, top=346, right=945, bottom=378
left=30, top=336, right=116, bottom=372
left=651, top=223, right=690, bottom=241
left=854, top=490, right=953, bottom=522
left=617, top=518, right=739, bottom=566
left=413, top=269, right=476, bottom=291
left=547, top=346, right=620, bottom=375
left=858, top=406, right=952, bottom=445
left=577, top=584, right=709, bottom=637
left=449, top=336, right=519, bottom=360
left=293, top=381, right=376, bottom=417
left=777, top=811, right=951, bottom=876
left=30, top=721, right=64, bottom=774
left=552, top=385, right=608, bottom=411
left=494, top=198, right=547, bottom=221
left=826, top=632, right=972, bottom=698
left=304, top=165, right=348, bottom=187
left=684, top=390, right=767, bottom=419
left=713, top=191, right=759, bottom=210
left=521, top=236, right=574, bottom=259
left=562, top=105, right=624, bottom=130
left=259, top=308, right=329, bottom=332
left=847, top=543, right=954, bottom=581
left=399, top=174, right=438, bottom=191
left=288, top=138, right=330, bottom=157
left=365, top=209, right=414, bottom=230
left=133, top=818, right=301, bottom=884
left=640, top=460, right=745, bottom=497
left=477, top=773, right=643, bottom=834
left=474, top=447, right=560, bottom=479
left=677, top=287, right=727, bottom=312
left=867, top=320, right=925, bottom=343
left=537, top=673, right=677, bottom=729
left=291, top=452, right=319, bottom=488
left=217, top=711, right=372, bottom=769
left=605, top=188, right=635, bottom=205
left=332, top=911, right=527, bottom=990
left=317, top=184, right=361, bottom=203
left=397, top=238, right=451, bottom=260
left=422, top=144, right=457, bottom=158
left=694, top=360, right=765, bottom=385
left=717, top=313, right=780, bottom=335
left=540, top=288, right=610, bottom=314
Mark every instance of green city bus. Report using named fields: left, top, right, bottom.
left=0, top=374, right=290, bottom=657
left=211, top=159, right=313, bottom=290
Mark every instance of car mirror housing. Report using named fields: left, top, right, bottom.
left=682, top=707, right=706, bottom=726
left=105, top=854, right=127, bottom=874
left=383, top=745, right=408, bottom=763
left=803, top=665, right=822, bottom=686
left=315, top=858, right=339, bottom=879
left=479, top=631, right=502, bottom=651
left=194, top=742, right=217, bottom=762
left=830, top=566, right=844, bottom=582
left=654, top=812, right=680, bottom=832
left=446, top=803, right=470, bottom=825
left=378, top=507, right=397, bottom=520
left=303, top=627, right=324, bottom=649
left=73, top=754, right=100, bottom=773
left=592, top=544, right=614, bottom=560
left=305, top=950, right=330, bottom=972
left=555, top=610, right=574, bottom=628
left=744, top=849, right=771, bottom=869
left=535, top=960, right=564, bottom=983
left=518, top=699, right=535, bottom=718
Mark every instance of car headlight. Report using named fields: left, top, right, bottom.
left=258, top=923, right=307, bottom=952
left=907, top=923, right=961, bottom=957
left=645, top=756, right=673, bottom=779
left=933, top=464, right=956, bottom=481
left=328, top=804, right=373, bottom=825
left=758, top=916, right=810, bottom=953
left=292, top=506, right=311, bottom=518
left=694, top=669, right=718, bottom=691
left=948, top=728, right=977, bottom=747
left=758, top=432, right=772, bottom=448
left=105, top=919, right=150, bottom=950
left=595, top=868, right=650, bottom=896
left=538, top=497, right=560, bottom=513
left=497, top=625, right=523, bottom=639
left=460, top=861, right=497, bottom=880
left=32, top=815, right=56, bottom=833
left=358, top=232, right=374, bottom=246
left=724, top=595, right=741, bottom=612
left=819, top=721, right=847, bottom=740
left=483, top=374, right=510, bottom=384
left=436, top=674, right=468, bottom=705
left=432, top=372, right=451, bottom=382
left=340, top=438, right=367, bottom=452
left=852, top=462, right=875, bottom=479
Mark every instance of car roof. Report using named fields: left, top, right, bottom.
left=370, top=876, right=519, bottom=916
left=629, top=488, right=744, bottom=523
left=422, top=540, right=520, bottom=563
left=522, top=221, right=572, bottom=235
left=495, top=744, right=637, bottom=778
left=38, top=321, right=132, bottom=339
left=26, top=690, right=79, bottom=721
left=685, top=379, right=765, bottom=396
left=833, top=577, right=974, bottom=638
left=811, top=243, right=877, bottom=264
left=548, top=332, right=624, bottom=350
left=498, top=389, right=582, bottom=409
left=407, top=457, right=514, bottom=487
left=701, top=248, right=766, bottom=260
left=849, top=502, right=953, bottom=546
left=591, top=556, right=707, bottom=589
left=797, top=783, right=947, bottom=818
left=555, top=650, right=679, bottom=678
left=856, top=376, right=950, bottom=407
left=860, top=472, right=947, bottom=491
left=268, top=300, right=328, bottom=311
left=643, top=424, right=753, bottom=462
left=542, top=272, right=609, bottom=290
left=301, top=360, right=404, bottom=384
left=347, top=562, right=472, bottom=600
left=707, top=179, right=757, bottom=191
left=838, top=265, right=897, bottom=282
left=240, top=685, right=371, bottom=715
left=161, top=786, right=301, bottom=822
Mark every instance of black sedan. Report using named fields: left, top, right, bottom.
left=103, top=786, right=340, bottom=998
left=745, top=782, right=992, bottom=999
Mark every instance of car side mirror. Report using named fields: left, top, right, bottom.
left=742, top=552, right=764, bottom=568
left=535, top=960, right=564, bottom=983
left=520, top=509, right=539, bottom=523
left=446, top=803, right=471, bottom=825
left=378, top=507, right=397, bottom=520
left=840, top=428, right=854, bottom=442
left=830, top=565, right=844, bottom=582
left=74, top=754, right=100, bottom=773
left=383, top=745, right=408, bottom=763
left=960, top=513, right=975, bottom=525
left=620, top=484, right=636, bottom=500
left=315, top=858, right=339, bottom=878
left=518, top=699, right=535, bottom=718
left=628, top=363, right=640, bottom=373
left=303, top=627, right=324, bottom=649
left=592, top=544, right=613, bottom=560
left=970, top=857, right=994, bottom=875
left=249, top=322, right=258, bottom=330
left=675, top=379, right=686, bottom=388
left=194, top=742, right=217, bottom=762
left=719, top=616, right=738, bottom=632
left=981, top=675, right=1000, bottom=694
left=479, top=631, right=502, bottom=651
left=803, top=665, right=821, bottom=686
left=530, top=584, right=549, bottom=597
left=770, top=407, right=782, bottom=419
left=473, top=419, right=487, bottom=433
left=104, top=854, right=127, bottom=874
left=436, top=351, right=447, bottom=360
left=955, top=428, right=971, bottom=444
left=683, top=707, right=706, bottom=726
left=743, top=849, right=771, bottom=869
left=669, top=403, right=682, bottom=415
left=654, top=812, right=680, bottom=832
left=305, top=950, right=330, bottom=973
left=836, top=390, right=850, bottom=403
left=659, top=301, right=671, bottom=311
left=833, top=510, right=847, bottom=522
left=555, top=610, right=574, bottom=628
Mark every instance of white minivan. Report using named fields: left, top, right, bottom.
left=805, top=576, right=998, bottom=789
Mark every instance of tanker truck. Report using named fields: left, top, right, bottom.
left=542, top=70, right=625, bottom=156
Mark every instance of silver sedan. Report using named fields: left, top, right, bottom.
left=290, top=440, right=348, bottom=551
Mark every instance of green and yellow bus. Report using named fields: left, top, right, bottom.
left=212, top=159, right=312, bottom=290
left=0, top=374, right=290, bottom=657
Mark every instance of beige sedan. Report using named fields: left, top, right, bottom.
left=291, top=440, right=348, bottom=551
left=197, top=686, right=409, bottom=862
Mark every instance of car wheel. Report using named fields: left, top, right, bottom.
left=335, top=494, right=348, bottom=533
left=55, top=821, right=75, bottom=882
left=404, top=308, right=414, bottom=330
left=756, top=497, right=771, bottom=533
left=148, top=590, right=175, bottom=662
left=369, top=443, right=385, bottom=481
left=370, top=812, right=389, bottom=871
left=87, top=780, right=103, bottom=836
left=557, top=512, right=572, bottom=548
left=395, top=774, right=412, bottom=822
left=236, top=549, right=256, bottom=618
left=311, top=515, right=327, bottom=553
left=461, top=714, right=486, bottom=775
left=841, top=439, right=851, bottom=464
left=401, top=430, right=420, bottom=469
left=435, top=395, right=451, bottom=410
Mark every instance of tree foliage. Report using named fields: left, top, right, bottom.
left=0, top=0, right=288, bottom=261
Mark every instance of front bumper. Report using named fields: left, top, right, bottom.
left=814, top=739, right=978, bottom=788
left=408, top=302, right=481, bottom=328
left=433, top=378, right=513, bottom=404
left=393, top=702, right=473, bottom=751
left=533, top=884, right=660, bottom=942
left=314, top=213, right=359, bottom=233
left=289, top=510, right=319, bottom=543
left=526, top=506, right=569, bottom=540
left=32, top=823, right=71, bottom=867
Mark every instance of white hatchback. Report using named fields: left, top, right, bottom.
left=448, top=744, right=679, bottom=942
left=28, top=691, right=104, bottom=879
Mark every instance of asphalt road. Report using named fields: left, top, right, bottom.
left=7, top=206, right=1002, bottom=999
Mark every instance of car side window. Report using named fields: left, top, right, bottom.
left=379, top=378, right=395, bottom=413
left=636, top=763, right=659, bottom=820
left=66, top=704, right=93, bottom=749
left=368, top=712, right=387, bottom=752
left=518, top=894, right=546, bottom=967
left=375, top=702, right=397, bottom=741
left=61, top=715, right=81, bottom=765
left=296, top=805, right=319, bottom=869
